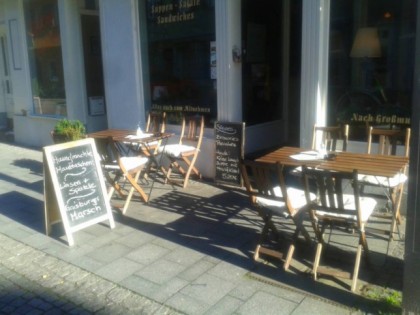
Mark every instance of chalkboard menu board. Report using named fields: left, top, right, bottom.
left=214, top=121, right=245, bottom=186
left=43, top=138, right=115, bottom=246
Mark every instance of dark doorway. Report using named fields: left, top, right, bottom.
left=241, top=0, right=302, bottom=145
left=81, top=14, right=107, bottom=127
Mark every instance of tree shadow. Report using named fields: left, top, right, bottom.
left=11, top=158, right=43, bottom=176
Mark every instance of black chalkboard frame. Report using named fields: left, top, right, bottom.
left=214, top=121, right=245, bottom=187
left=43, top=138, right=115, bottom=246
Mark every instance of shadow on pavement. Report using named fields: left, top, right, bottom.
left=109, top=188, right=402, bottom=313
left=0, top=173, right=43, bottom=194
left=1, top=174, right=403, bottom=313
left=11, top=158, right=43, bottom=176
left=0, top=191, right=45, bottom=233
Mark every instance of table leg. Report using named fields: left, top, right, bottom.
left=142, top=137, right=170, bottom=202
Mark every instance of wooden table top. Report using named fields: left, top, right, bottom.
left=87, top=129, right=173, bottom=143
left=255, top=146, right=409, bottom=178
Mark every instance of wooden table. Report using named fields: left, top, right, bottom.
left=88, top=129, right=172, bottom=159
left=88, top=129, right=173, bottom=203
left=256, top=146, right=409, bottom=239
left=256, top=146, right=408, bottom=178
left=87, top=129, right=172, bottom=145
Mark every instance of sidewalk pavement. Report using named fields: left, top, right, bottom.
left=0, top=233, right=181, bottom=314
left=0, top=141, right=404, bottom=314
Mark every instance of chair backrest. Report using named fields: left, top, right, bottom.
left=104, top=136, right=136, bottom=174
left=366, top=126, right=411, bottom=157
left=146, top=111, right=166, bottom=134
left=240, top=159, right=295, bottom=216
left=179, top=115, right=205, bottom=149
left=302, top=166, right=362, bottom=226
left=312, top=124, right=349, bottom=152
left=93, top=137, right=118, bottom=166
left=96, top=137, right=131, bottom=167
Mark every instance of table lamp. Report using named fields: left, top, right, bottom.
left=350, top=27, right=382, bottom=89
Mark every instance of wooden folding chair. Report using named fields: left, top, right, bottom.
left=360, top=126, right=410, bottom=240
left=93, top=137, right=124, bottom=199
left=302, top=166, right=377, bottom=292
left=160, top=115, right=204, bottom=188
left=312, top=124, right=349, bottom=152
left=290, top=124, right=349, bottom=176
left=134, top=111, right=167, bottom=156
left=101, top=137, right=149, bottom=214
left=146, top=111, right=167, bottom=134
left=240, top=160, right=316, bottom=270
left=139, top=111, right=167, bottom=176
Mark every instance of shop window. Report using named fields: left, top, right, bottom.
left=24, top=0, right=67, bottom=117
left=142, top=0, right=216, bottom=125
left=241, top=0, right=302, bottom=127
left=329, top=0, right=415, bottom=140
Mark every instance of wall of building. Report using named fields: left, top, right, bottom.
left=2, top=0, right=294, bottom=178
left=6, top=0, right=416, bottom=180
left=100, top=0, right=229, bottom=179
left=9, top=0, right=88, bottom=147
left=2, top=0, right=58, bottom=147
left=100, top=0, right=145, bottom=131
left=3, top=1, right=31, bottom=120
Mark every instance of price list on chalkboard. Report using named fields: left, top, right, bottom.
left=44, top=138, right=114, bottom=246
left=214, top=121, right=245, bottom=187
left=51, top=144, right=107, bottom=227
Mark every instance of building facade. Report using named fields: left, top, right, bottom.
left=0, top=0, right=417, bottom=178
left=0, top=0, right=420, bottom=311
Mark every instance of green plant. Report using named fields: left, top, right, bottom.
left=53, top=119, right=86, bottom=142
left=362, top=286, right=402, bottom=314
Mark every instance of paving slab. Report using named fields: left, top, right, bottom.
left=0, top=141, right=405, bottom=314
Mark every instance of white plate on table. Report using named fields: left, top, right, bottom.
left=125, top=133, right=154, bottom=140
left=290, top=151, right=323, bottom=161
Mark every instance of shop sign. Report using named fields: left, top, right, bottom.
left=148, top=0, right=202, bottom=24
left=350, top=113, right=410, bottom=126
left=151, top=103, right=211, bottom=114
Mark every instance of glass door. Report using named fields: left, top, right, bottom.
left=241, top=0, right=302, bottom=145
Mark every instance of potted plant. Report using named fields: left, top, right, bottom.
left=51, top=119, right=86, bottom=143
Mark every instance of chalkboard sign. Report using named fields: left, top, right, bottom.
left=214, top=121, right=245, bottom=186
left=43, top=138, right=115, bottom=246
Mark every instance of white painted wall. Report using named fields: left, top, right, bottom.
left=215, top=0, right=241, bottom=122
left=59, top=0, right=87, bottom=121
left=300, top=0, right=331, bottom=149
left=100, top=0, right=145, bottom=131
left=14, top=115, right=58, bottom=147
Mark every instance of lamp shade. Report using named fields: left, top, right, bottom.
left=350, top=27, right=382, bottom=58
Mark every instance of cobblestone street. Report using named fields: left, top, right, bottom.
left=0, top=234, right=182, bottom=315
